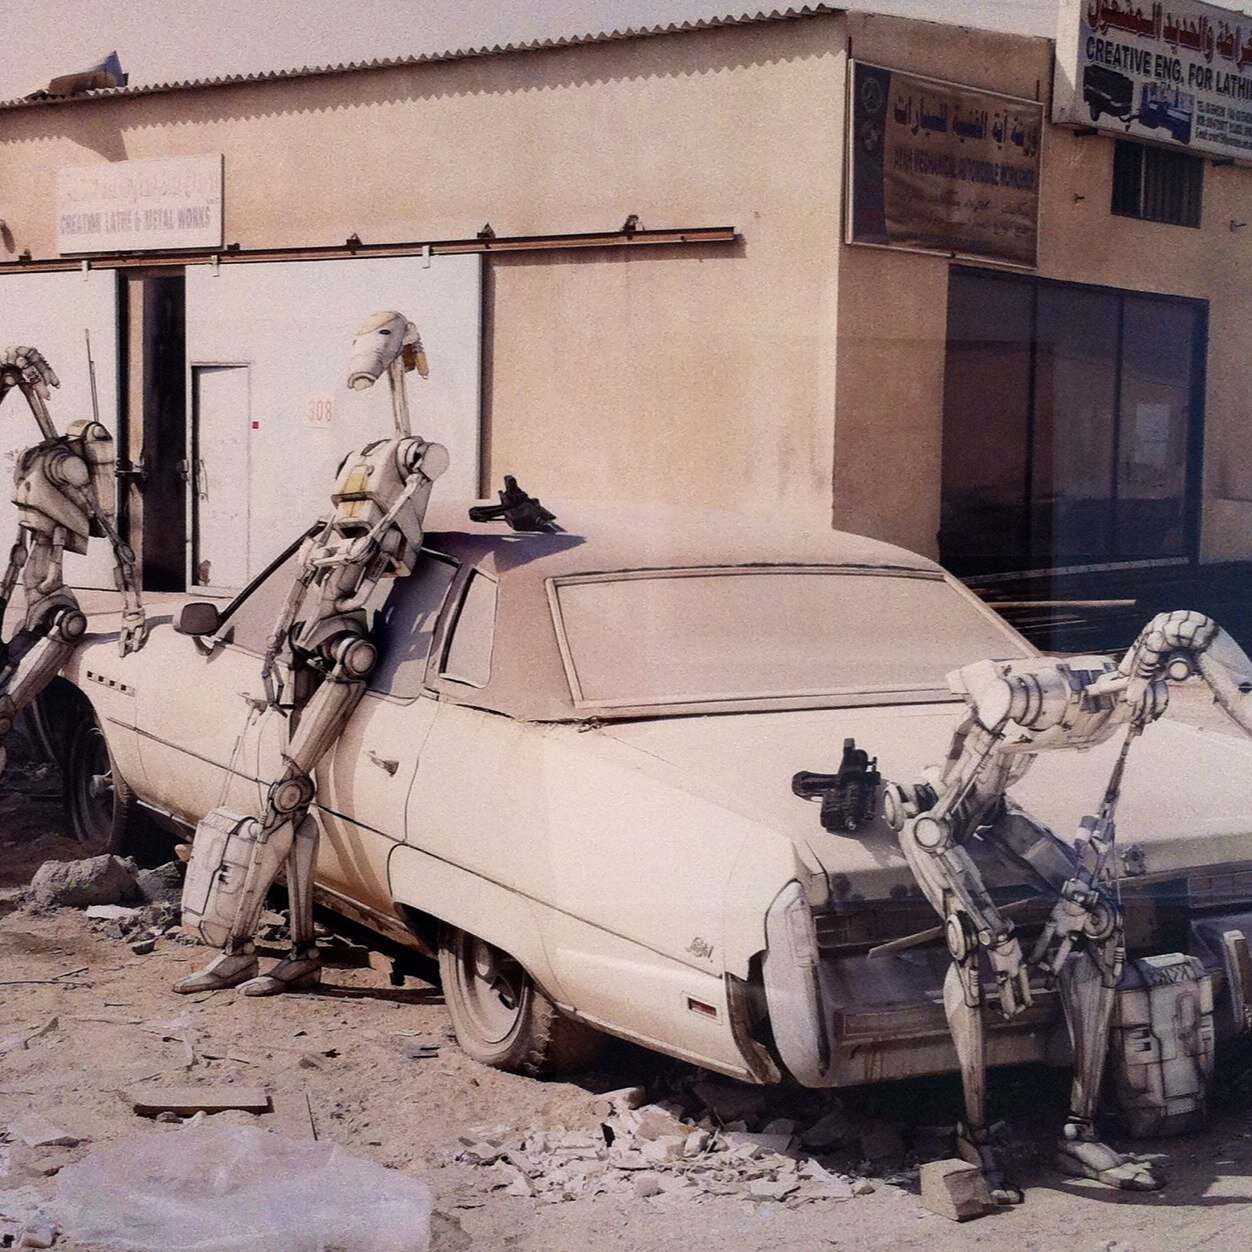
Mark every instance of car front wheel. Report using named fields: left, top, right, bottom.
left=438, top=924, right=602, bottom=1076
left=64, top=709, right=137, bottom=856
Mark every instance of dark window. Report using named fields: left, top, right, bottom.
left=1112, top=140, right=1202, bottom=227
left=941, top=268, right=1206, bottom=576
left=367, top=555, right=458, bottom=698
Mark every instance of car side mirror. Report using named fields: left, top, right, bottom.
left=175, top=601, right=220, bottom=637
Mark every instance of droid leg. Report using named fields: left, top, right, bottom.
left=176, top=633, right=372, bottom=994
left=943, top=960, right=1022, bottom=1204
left=0, top=601, right=86, bottom=775
left=1055, top=943, right=1162, bottom=1190
left=896, top=816, right=1026, bottom=1203
left=239, top=814, right=322, bottom=996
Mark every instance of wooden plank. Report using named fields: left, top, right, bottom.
left=130, top=1083, right=271, bottom=1116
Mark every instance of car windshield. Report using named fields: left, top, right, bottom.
left=551, top=567, right=1031, bottom=709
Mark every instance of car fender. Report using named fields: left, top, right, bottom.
left=386, top=841, right=565, bottom=1001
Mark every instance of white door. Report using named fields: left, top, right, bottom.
left=192, top=365, right=251, bottom=590
left=184, top=254, right=481, bottom=588
left=0, top=270, right=121, bottom=591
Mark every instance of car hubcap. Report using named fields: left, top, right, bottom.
left=455, top=933, right=525, bottom=1045
left=74, top=726, right=115, bottom=852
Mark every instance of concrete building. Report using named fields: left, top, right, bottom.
left=0, top=4, right=1247, bottom=612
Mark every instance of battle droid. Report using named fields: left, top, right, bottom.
left=0, top=345, right=146, bottom=775
left=880, top=610, right=1252, bottom=1202
left=175, top=312, right=448, bottom=996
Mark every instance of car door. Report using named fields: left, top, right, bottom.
left=313, top=552, right=459, bottom=912
left=133, top=538, right=304, bottom=824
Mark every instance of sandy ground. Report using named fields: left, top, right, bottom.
left=4, top=723, right=1252, bottom=1252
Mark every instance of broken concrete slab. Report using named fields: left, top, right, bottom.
left=30, top=854, right=139, bottom=908
left=130, top=1084, right=271, bottom=1117
left=84, top=904, right=140, bottom=922
left=919, top=1158, right=993, bottom=1221
left=135, top=862, right=183, bottom=907
left=589, top=1086, right=646, bottom=1119
left=17, top=1221, right=56, bottom=1247
left=8, top=1114, right=80, bottom=1149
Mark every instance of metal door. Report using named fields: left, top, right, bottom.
left=191, top=365, right=251, bottom=590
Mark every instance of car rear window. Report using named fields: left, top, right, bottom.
left=550, top=567, right=1030, bottom=709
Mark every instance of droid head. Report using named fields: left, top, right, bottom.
left=346, top=311, right=427, bottom=390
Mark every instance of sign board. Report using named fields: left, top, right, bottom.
left=848, top=62, right=1043, bottom=268
left=57, top=154, right=223, bottom=254
left=1055, top=0, right=1252, bottom=160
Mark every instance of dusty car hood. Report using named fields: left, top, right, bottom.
left=598, top=704, right=1252, bottom=899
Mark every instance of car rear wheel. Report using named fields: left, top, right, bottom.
left=64, top=709, right=138, bottom=856
left=438, top=924, right=602, bottom=1076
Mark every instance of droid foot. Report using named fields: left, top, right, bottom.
left=240, top=949, right=321, bottom=996
left=1054, top=1119, right=1163, bottom=1190
left=955, top=1122, right=1023, bottom=1205
left=173, top=948, right=258, bottom=993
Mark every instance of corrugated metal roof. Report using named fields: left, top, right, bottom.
left=3, top=5, right=839, bottom=112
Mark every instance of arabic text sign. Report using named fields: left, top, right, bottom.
left=1055, top=0, right=1252, bottom=160
left=849, top=63, right=1042, bottom=267
left=57, top=154, right=223, bottom=254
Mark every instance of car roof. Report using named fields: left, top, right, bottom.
left=418, top=499, right=972, bottom=722
left=423, top=498, right=943, bottom=577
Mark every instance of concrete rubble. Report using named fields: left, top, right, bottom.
left=21, top=857, right=186, bottom=955
left=448, top=1083, right=917, bottom=1207
left=28, top=855, right=139, bottom=910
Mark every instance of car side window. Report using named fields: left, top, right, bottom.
left=440, top=570, right=497, bottom=688
left=367, top=554, right=459, bottom=698
left=216, top=541, right=306, bottom=655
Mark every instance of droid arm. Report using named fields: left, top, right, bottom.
left=68, top=479, right=147, bottom=655
left=0, top=345, right=60, bottom=439
left=1117, top=609, right=1252, bottom=735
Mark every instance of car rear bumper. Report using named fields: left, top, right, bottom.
left=761, top=880, right=1252, bottom=1088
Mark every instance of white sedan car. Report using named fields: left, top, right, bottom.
left=46, top=502, right=1252, bottom=1089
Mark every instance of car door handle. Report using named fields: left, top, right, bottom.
left=366, top=749, right=399, bottom=776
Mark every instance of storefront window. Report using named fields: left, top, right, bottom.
left=941, top=268, right=1204, bottom=576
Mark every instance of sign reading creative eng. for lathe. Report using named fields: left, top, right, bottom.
left=57, top=154, right=223, bottom=254
left=1055, top=0, right=1252, bottom=161
left=848, top=62, right=1043, bottom=268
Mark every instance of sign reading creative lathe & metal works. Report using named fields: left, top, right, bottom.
left=1054, top=0, right=1252, bottom=160
left=57, top=154, right=223, bottom=254
left=848, top=62, right=1043, bottom=268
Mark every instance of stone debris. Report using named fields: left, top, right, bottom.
left=450, top=1094, right=881, bottom=1207
left=7, top=1116, right=79, bottom=1150
left=588, top=1086, right=647, bottom=1118
left=135, top=862, right=184, bottom=907
left=129, top=1084, right=272, bottom=1117
left=29, top=855, right=138, bottom=909
left=919, top=1158, right=992, bottom=1221
left=83, top=905, right=139, bottom=922
left=0, top=1185, right=56, bottom=1249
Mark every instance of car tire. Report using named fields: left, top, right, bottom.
left=438, top=924, right=603, bottom=1076
left=64, top=708, right=139, bottom=857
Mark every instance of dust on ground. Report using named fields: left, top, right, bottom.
left=4, top=725, right=1252, bottom=1251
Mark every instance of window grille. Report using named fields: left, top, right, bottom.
left=1111, top=139, right=1203, bottom=227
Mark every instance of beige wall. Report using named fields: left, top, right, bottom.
left=834, top=11, right=1252, bottom=563
left=0, top=17, right=848, bottom=530
left=1, top=9, right=1249, bottom=563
